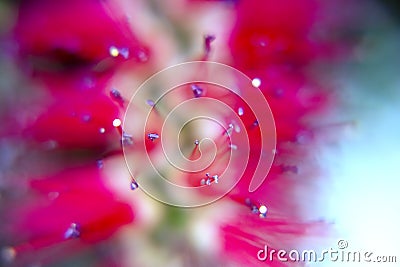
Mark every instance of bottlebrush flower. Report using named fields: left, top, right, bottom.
left=0, top=0, right=359, bottom=266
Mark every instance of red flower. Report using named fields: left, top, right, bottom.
left=0, top=0, right=357, bottom=266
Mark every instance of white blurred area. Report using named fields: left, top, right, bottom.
left=313, top=13, right=400, bottom=267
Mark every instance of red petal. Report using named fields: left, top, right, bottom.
left=3, top=166, right=134, bottom=263
left=15, top=0, right=149, bottom=73
left=25, top=89, right=121, bottom=149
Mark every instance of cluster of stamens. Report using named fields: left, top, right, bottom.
left=200, top=173, right=219, bottom=186
left=147, top=133, right=159, bottom=142
left=245, top=198, right=268, bottom=218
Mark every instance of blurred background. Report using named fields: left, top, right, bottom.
left=319, top=1, right=400, bottom=265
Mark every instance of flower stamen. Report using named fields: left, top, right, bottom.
left=238, top=107, right=244, bottom=116
left=109, top=46, right=129, bottom=59
left=245, top=198, right=268, bottom=218
left=251, top=78, right=261, bottom=88
left=122, top=132, right=134, bottom=146
left=146, top=99, right=155, bottom=107
left=200, top=173, right=219, bottom=186
left=110, top=88, right=125, bottom=106
left=191, top=84, right=204, bottom=98
left=130, top=180, right=139, bottom=190
left=203, top=34, right=216, bottom=59
left=64, top=223, right=80, bottom=239
left=147, top=133, right=159, bottom=142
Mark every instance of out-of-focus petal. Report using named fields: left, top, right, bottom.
left=14, top=0, right=149, bottom=74
left=1, top=165, right=134, bottom=265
